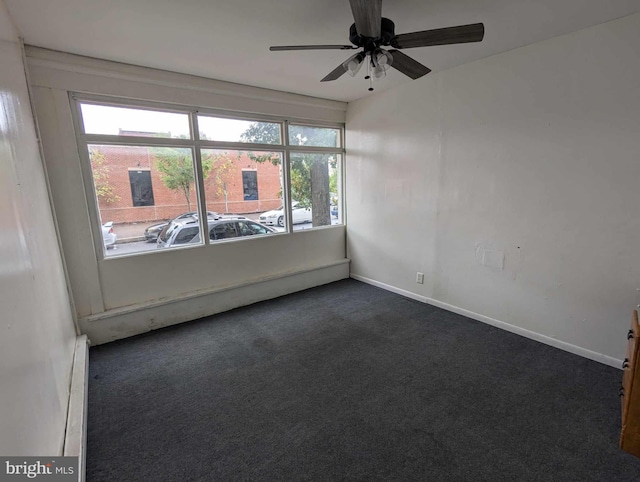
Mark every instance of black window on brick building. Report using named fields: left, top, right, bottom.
left=242, top=170, right=258, bottom=201
left=129, top=170, right=155, bottom=206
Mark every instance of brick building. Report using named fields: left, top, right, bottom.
left=91, top=145, right=282, bottom=224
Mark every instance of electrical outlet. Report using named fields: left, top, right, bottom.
left=416, top=272, right=424, bottom=284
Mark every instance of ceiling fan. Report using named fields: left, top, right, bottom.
left=269, top=0, right=484, bottom=91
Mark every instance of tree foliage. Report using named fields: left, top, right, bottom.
left=240, top=124, right=338, bottom=226
left=154, top=148, right=212, bottom=211
left=202, top=151, right=236, bottom=201
left=90, top=148, right=119, bottom=204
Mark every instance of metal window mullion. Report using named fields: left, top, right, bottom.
left=71, top=93, right=193, bottom=115
left=194, top=139, right=284, bottom=152
left=191, top=113, right=210, bottom=246
left=286, top=146, right=343, bottom=155
left=196, top=108, right=292, bottom=125
left=73, top=92, right=345, bottom=131
left=81, top=134, right=194, bottom=148
left=287, top=119, right=344, bottom=129
left=69, top=94, right=110, bottom=264
left=282, top=120, right=293, bottom=233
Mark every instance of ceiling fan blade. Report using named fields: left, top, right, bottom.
left=270, top=45, right=356, bottom=51
left=388, top=50, right=431, bottom=80
left=392, top=23, right=485, bottom=49
left=321, top=62, right=348, bottom=82
left=349, top=0, right=382, bottom=38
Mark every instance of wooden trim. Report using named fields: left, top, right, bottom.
left=64, top=335, right=89, bottom=481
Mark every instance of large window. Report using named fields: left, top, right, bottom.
left=74, top=97, right=344, bottom=258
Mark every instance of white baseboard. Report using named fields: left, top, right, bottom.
left=351, top=274, right=623, bottom=369
left=64, top=335, right=88, bottom=482
left=81, top=260, right=350, bottom=345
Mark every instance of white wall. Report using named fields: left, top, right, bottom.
left=0, top=0, right=76, bottom=455
left=346, top=13, right=640, bottom=364
left=27, top=48, right=349, bottom=343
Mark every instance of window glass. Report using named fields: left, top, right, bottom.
left=88, top=144, right=202, bottom=256
left=289, top=153, right=343, bottom=228
left=80, top=104, right=190, bottom=139
left=198, top=116, right=282, bottom=144
left=172, top=226, right=200, bottom=245
left=210, top=222, right=239, bottom=240
left=238, top=221, right=270, bottom=236
left=288, top=125, right=340, bottom=147
left=199, top=148, right=287, bottom=232
left=158, top=223, right=176, bottom=244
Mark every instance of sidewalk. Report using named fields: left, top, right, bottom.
left=112, top=222, right=150, bottom=243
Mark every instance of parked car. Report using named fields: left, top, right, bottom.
left=330, top=203, right=338, bottom=218
left=157, top=216, right=275, bottom=248
left=259, top=202, right=312, bottom=227
left=102, top=221, right=117, bottom=249
left=144, top=211, right=218, bottom=242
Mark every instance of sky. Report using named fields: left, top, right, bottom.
left=80, top=103, right=265, bottom=142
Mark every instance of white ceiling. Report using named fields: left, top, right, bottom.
left=5, top=0, right=640, bottom=102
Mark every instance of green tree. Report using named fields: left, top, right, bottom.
left=154, top=148, right=212, bottom=211
left=240, top=124, right=336, bottom=226
left=201, top=151, right=236, bottom=206
left=90, top=148, right=119, bottom=204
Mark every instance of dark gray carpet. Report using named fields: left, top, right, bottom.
left=87, top=279, right=640, bottom=481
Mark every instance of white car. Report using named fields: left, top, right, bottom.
left=102, top=221, right=117, bottom=249
left=259, top=202, right=312, bottom=227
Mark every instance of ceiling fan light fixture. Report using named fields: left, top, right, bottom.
left=370, top=49, right=392, bottom=79
left=343, top=52, right=365, bottom=77
left=374, top=48, right=393, bottom=69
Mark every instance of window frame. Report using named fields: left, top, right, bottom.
left=69, top=93, right=345, bottom=261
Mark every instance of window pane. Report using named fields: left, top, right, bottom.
left=288, top=125, right=340, bottom=147
left=237, top=221, right=269, bottom=236
left=289, top=153, right=342, bottom=228
left=198, top=116, right=282, bottom=144
left=210, top=222, right=239, bottom=240
left=200, top=148, right=285, bottom=236
left=87, top=144, right=202, bottom=257
left=170, top=226, right=198, bottom=245
left=80, top=104, right=190, bottom=139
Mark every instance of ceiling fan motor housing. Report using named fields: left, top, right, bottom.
left=349, top=17, right=395, bottom=51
